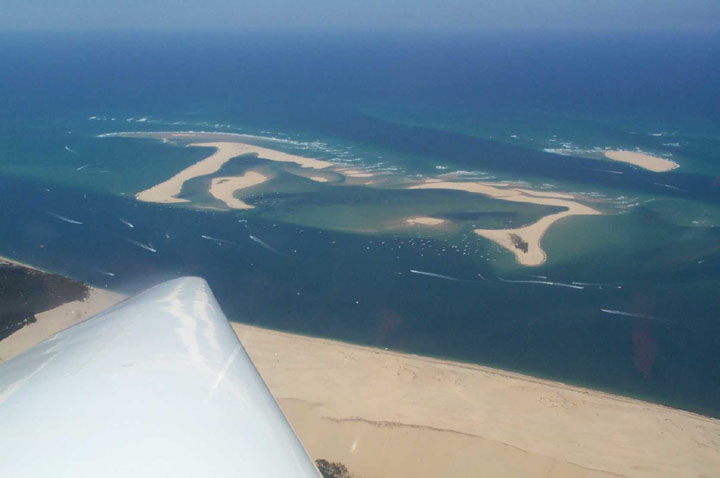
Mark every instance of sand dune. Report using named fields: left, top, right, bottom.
left=604, top=150, right=679, bottom=172
left=209, top=171, right=268, bottom=209
left=135, top=141, right=332, bottom=204
left=235, top=324, right=720, bottom=478
left=410, top=181, right=601, bottom=266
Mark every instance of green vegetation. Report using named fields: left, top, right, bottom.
left=315, top=459, right=351, bottom=478
left=0, top=261, right=88, bottom=340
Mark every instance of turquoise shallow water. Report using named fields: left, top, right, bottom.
left=0, top=30, right=719, bottom=415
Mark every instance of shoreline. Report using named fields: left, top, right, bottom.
left=0, top=257, right=126, bottom=362
left=406, top=216, right=445, bottom=226
left=410, top=181, right=602, bottom=266
left=112, top=131, right=605, bottom=267
left=135, top=140, right=333, bottom=204
left=237, top=324, right=720, bottom=478
left=209, top=171, right=269, bottom=209
left=604, top=150, right=679, bottom=173
left=1, top=258, right=718, bottom=476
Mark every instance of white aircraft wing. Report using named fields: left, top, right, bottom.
left=0, top=276, right=320, bottom=477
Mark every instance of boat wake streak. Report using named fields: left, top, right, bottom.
left=600, top=309, right=656, bottom=320
left=118, top=217, right=134, bottom=228
left=409, top=269, right=474, bottom=282
left=124, top=238, right=157, bottom=253
left=249, top=235, right=282, bottom=254
left=201, top=235, right=240, bottom=247
left=46, top=212, right=83, bottom=225
left=498, top=277, right=584, bottom=290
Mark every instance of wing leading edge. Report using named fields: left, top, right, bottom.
left=0, top=276, right=320, bottom=477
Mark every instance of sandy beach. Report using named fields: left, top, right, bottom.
left=135, top=141, right=332, bottom=204
left=604, top=150, right=679, bottom=173
left=209, top=171, right=268, bottom=209
left=0, top=257, right=126, bottom=363
left=1, top=264, right=718, bottom=476
left=235, top=324, right=720, bottom=478
left=411, top=181, right=601, bottom=266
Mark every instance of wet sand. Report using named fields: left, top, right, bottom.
left=604, top=150, right=679, bottom=173
left=406, top=216, right=445, bottom=226
left=209, top=171, right=268, bottom=209
left=410, top=181, right=601, bottom=266
left=338, top=168, right=375, bottom=178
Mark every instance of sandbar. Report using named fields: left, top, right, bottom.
left=406, top=216, right=445, bottom=226
left=338, top=168, right=375, bottom=178
left=410, top=181, right=601, bottom=266
left=135, top=141, right=332, bottom=204
left=604, top=150, right=679, bottom=173
left=209, top=171, right=268, bottom=209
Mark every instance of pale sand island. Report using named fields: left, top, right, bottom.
left=1, top=267, right=719, bottom=477
left=604, top=150, right=679, bottom=173
left=338, top=168, right=376, bottom=178
left=135, top=140, right=333, bottom=204
left=209, top=171, right=269, bottom=209
left=411, top=181, right=602, bottom=266
left=406, top=216, right=445, bottom=226
left=122, top=133, right=386, bottom=207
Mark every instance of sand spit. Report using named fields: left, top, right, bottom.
left=406, top=216, right=445, bottom=226
left=235, top=324, right=720, bottom=478
left=310, top=176, right=329, bottom=182
left=604, top=150, right=679, bottom=172
left=134, top=140, right=332, bottom=204
left=209, top=171, right=268, bottom=209
left=410, top=181, right=601, bottom=266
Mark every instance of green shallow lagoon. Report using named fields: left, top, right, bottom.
left=1, top=30, right=719, bottom=416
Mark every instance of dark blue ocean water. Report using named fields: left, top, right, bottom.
left=1, top=30, right=719, bottom=415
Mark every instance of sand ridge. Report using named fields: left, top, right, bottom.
left=410, top=181, right=601, bottom=266
left=135, top=141, right=332, bottom=204
left=406, top=216, right=445, bottom=226
left=604, top=150, right=679, bottom=173
left=209, top=171, right=268, bottom=209
left=337, top=168, right=375, bottom=178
